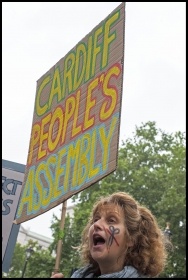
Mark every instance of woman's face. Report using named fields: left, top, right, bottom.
left=88, top=203, right=128, bottom=273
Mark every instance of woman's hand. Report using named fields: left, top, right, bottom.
left=51, top=272, right=64, bottom=278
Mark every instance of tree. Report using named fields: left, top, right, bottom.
left=2, top=240, right=55, bottom=278
left=2, top=243, right=25, bottom=278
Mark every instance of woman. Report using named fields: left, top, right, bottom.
left=51, top=192, right=168, bottom=278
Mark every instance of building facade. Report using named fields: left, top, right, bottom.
left=16, top=204, right=75, bottom=249
left=17, top=225, right=53, bottom=250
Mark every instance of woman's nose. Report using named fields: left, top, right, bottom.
left=93, top=219, right=104, bottom=231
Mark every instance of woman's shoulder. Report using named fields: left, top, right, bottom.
left=71, top=265, right=146, bottom=278
left=71, top=265, right=94, bottom=278
left=98, top=266, right=146, bottom=278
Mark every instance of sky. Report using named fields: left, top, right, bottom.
left=2, top=2, right=186, bottom=238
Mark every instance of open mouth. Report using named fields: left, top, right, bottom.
left=93, top=234, right=106, bottom=246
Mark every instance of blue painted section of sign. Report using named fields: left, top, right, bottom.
left=2, top=159, right=25, bottom=273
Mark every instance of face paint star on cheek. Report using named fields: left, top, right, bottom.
left=103, top=225, right=120, bottom=251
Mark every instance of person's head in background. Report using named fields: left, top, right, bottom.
left=80, top=191, right=169, bottom=278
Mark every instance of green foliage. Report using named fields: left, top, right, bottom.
left=2, top=240, right=55, bottom=278
left=2, top=243, right=25, bottom=278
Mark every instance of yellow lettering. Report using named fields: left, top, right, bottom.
left=42, top=159, right=53, bottom=207
left=99, top=116, right=118, bottom=171
left=61, top=96, right=75, bottom=144
left=100, top=65, right=120, bottom=121
left=34, top=163, right=44, bottom=211
left=84, top=78, right=98, bottom=130
left=48, top=106, right=64, bottom=152
left=28, top=124, right=40, bottom=165
left=16, top=167, right=34, bottom=217
left=73, top=43, right=86, bottom=90
left=62, top=52, right=75, bottom=97
left=85, top=35, right=93, bottom=82
left=89, top=129, right=100, bottom=178
left=64, top=139, right=80, bottom=191
left=91, top=26, right=103, bottom=77
left=54, top=149, right=66, bottom=199
left=102, top=11, right=119, bottom=68
left=72, top=90, right=82, bottom=137
left=38, top=113, right=51, bottom=160
left=78, top=134, right=90, bottom=185
left=36, top=75, right=50, bottom=116
left=49, top=68, right=62, bottom=109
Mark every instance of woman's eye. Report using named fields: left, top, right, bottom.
left=93, top=217, right=100, bottom=223
left=109, top=218, right=116, bottom=223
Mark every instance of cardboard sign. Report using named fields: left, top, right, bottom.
left=15, top=2, right=125, bottom=224
left=2, top=159, right=25, bottom=272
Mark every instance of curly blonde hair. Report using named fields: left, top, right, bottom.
left=79, top=192, right=168, bottom=277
